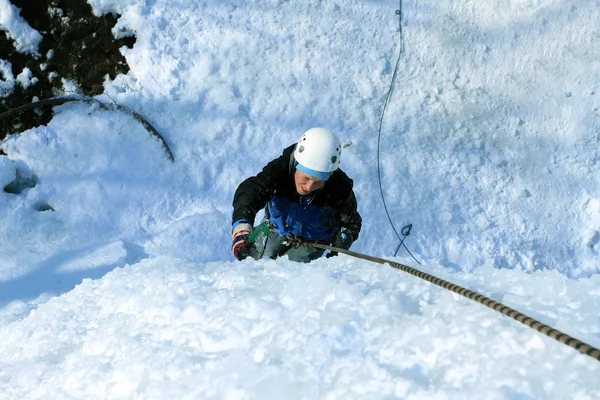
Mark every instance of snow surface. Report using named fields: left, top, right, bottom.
left=0, top=0, right=42, bottom=55
left=1, top=0, right=599, bottom=398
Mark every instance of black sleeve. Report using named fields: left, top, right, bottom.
left=232, top=149, right=290, bottom=225
left=338, top=189, right=362, bottom=241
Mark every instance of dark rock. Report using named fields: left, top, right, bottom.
left=0, top=0, right=136, bottom=140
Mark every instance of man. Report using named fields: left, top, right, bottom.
left=231, top=127, right=362, bottom=262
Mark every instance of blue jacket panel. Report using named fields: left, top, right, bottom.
left=267, top=195, right=339, bottom=240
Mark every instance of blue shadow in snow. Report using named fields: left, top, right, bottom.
left=499, top=385, right=538, bottom=400
left=0, top=241, right=148, bottom=307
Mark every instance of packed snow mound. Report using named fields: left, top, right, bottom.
left=0, top=256, right=598, bottom=399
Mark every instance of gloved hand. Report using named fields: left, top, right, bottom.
left=232, top=223, right=253, bottom=261
left=326, top=229, right=353, bottom=258
left=332, top=229, right=353, bottom=249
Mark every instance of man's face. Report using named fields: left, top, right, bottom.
left=294, top=170, right=325, bottom=195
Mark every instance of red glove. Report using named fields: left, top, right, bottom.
left=232, top=223, right=253, bottom=261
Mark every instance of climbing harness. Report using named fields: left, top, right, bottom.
left=309, top=241, right=600, bottom=363
left=281, top=235, right=303, bottom=249
left=376, top=1, right=420, bottom=263
left=0, top=95, right=175, bottom=162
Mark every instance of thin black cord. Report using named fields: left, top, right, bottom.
left=393, top=224, right=420, bottom=263
left=376, top=1, right=421, bottom=265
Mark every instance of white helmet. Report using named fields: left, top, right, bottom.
left=293, top=128, right=342, bottom=180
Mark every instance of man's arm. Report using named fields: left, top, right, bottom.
left=232, top=150, right=290, bottom=226
left=338, top=190, right=362, bottom=242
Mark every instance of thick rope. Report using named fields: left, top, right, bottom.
left=310, top=242, right=600, bottom=363
left=0, top=95, right=175, bottom=162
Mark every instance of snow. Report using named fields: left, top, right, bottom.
left=0, top=59, right=15, bottom=97
left=0, top=0, right=42, bottom=55
left=1, top=0, right=599, bottom=398
left=1, top=258, right=599, bottom=399
left=15, top=67, right=38, bottom=89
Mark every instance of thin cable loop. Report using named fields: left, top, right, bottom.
left=376, top=1, right=420, bottom=263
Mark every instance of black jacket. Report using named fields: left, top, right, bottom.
left=232, top=144, right=362, bottom=241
